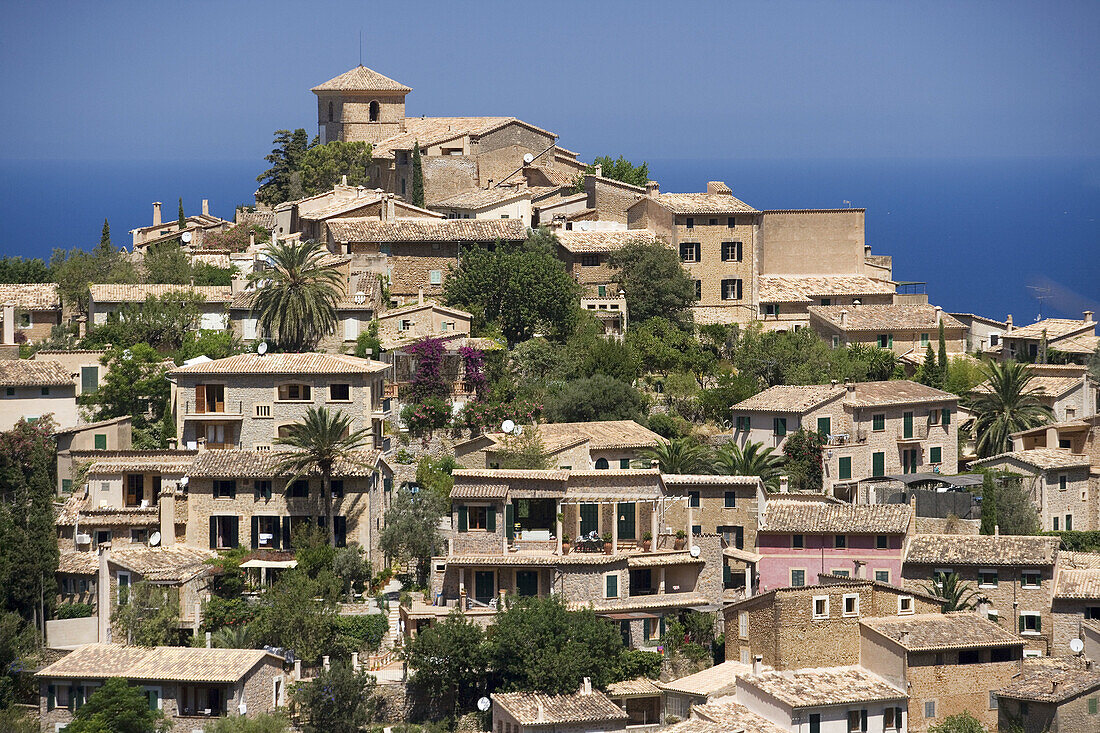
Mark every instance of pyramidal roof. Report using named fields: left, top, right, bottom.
left=312, top=65, right=411, bottom=93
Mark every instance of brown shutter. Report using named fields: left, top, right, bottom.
left=195, top=384, right=206, bottom=413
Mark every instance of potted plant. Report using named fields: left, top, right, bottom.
left=674, top=529, right=687, bottom=550
left=562, top=534, right=571, bottom=555
left=602, top=533, right=614, bottom=554
left=641, top=531, right=653, bottom=552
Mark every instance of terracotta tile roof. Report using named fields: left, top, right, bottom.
left=236, top=210, right=275, bottom=229
left=311, top=65, right=411, bottom=92
left=627, top=551, right=705, bottom=568
left=36, top=643, right=280, bottom=683
left=56, top=492, right=163, bottom=527
left=1055, top=334, right=1100, bottom=354
left=110, top=545, right=216, bottom=582
left=661, top=475, right=761, bottom=486
left=1054, top=569, right=1100, bottom=599
left=429, top=187, right=532, bottom=209
left=1005, top=318, right=1094, bottom=341
left=0, top=283, right=60, bottom=310
left=89, top=284, right=232, bottom=303
left=491, top=690, right=628, bottom=726
left=449, top=483, right=509, bottom=499
left=303, top=192, right=385, bottom=220
left=846, top=380, right=958, bottom=408
left=480, top=420, right=663, bottom=452
left=730, top=384, right=845, bottom=413
left=370, top=117, right=556, bottom=159
left=656, top=660, right=752, bottom=696
left=973, top=374, right=1082, bottom=399
left=605, top=677, right=662, bottom=697
left=647, top=192, right=758, bottom=215
left=326, top=217, right=528, bottom=243
left=169, top=352, right=388, bottom=376
left=997, top=657, right=1100, bottom=703
left=808, top=304, right=965, bottom=332
left=57, top=550, right=99, bottom=575
left=691, top=700, right=787, bottom=733
left=85, top=451, right=197, bottom=475
left=379, top=300, right=472, bottom=321
left=529, top=163, right=577, bottom=188
left=189, top=449, right=381, bottom=478
left=948, top=312, right=1007, bottom=328
left=0, top=360, right=73, bottom=386
left=1058, top=551, right=1100, bottom=569
left=582, top=592, right=712, bottom=612
left=861, top=611, right=1023, bottom=651
left=453, top=468, right=570, bottom=481
left=905, top=534, right=1059, bottom=566
left=759, top=275, right=896, bottom=304
left=555, top=229, right=662, bottom=254
left=760, top=499, right=910, bottom=534
left=972, top=448, right=1091, bottom=472
left=740, top=667, right=905, bottom=708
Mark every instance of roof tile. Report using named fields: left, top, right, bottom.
left=327, top=218, right=528, bottom=243
left=36, top=643, right=279, bottom=683
left=905, top=534, right=1059, bottom=566
left=809, top=304, right=966, bottom=332
left=861, top=612, right=1023, bottom=651
left=169, top=352, right=388, bottom=376
left=760, top=499, right=910, bottom=534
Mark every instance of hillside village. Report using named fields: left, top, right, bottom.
left=3, top=64, right=1100, bottom=733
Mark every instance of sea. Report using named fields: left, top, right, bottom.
left=0, top=156, right=1097, bottom=323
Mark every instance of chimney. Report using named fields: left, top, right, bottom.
left=707, top=181, right=733, bottom=195
left=1052, top=680, right=1059, bottom=694
left=293, top=660, right=302, bottom=680
left=418, top=288, right=424, bottom=305
left=537, top=700, right=545, bottom=722
left=846, top=378, right=856, bottom=393
left=201, top=199, right=209, bottom=216
left=323, top=656, right=330, bottom=671
left=97, top=545, right=111, bottom=642
left=935, top=305, right=943, bottom=325
left=1006, top=314, right=1014, bottom=332
left=582, top=677, right=592, bottom=695
left=206, top=631, right=212, bottom=648
left=487, top=179, right=494, bottom=189
left=2, top=303, right=13, bottom=345
left=341, top=174, right=348, bottom=186
left=901, top=631, right=910, bottom=646
left=994, top=524, right=1000, bottom=536
left=753, top=655, right=763, bottom=675
left=159, top=486, right=175, bottom=547
left=351, top=652, right=360, bottom=671
left=646, top=181, right=660, bottom=197
left=249, top=230, right=256, bottom=248
left=840, top=309, right=849, bottom=328
left=831, top=379, right=839, bottom=386
left=779, top=476, right=789, bottom=493
left=594, top=164, right=602, bottom=178
left=152, top=202, right=162, bottom=226
left=1085, top=310, right=1094, bottom=325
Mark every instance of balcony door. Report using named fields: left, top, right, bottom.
left=196, top=384, right=225, bottom=413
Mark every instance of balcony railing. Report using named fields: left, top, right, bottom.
left=896, top=424, right=929, bottom=442
left=184, top=400, right=244, bottom=417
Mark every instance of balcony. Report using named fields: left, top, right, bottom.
left=896, top=424, right=929, bottom=442
left=183, top=400, right=244, bottom=419
left=372, top=397, right=392, bottom=417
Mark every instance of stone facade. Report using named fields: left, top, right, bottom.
left=584, top=175, right=646, bottom=224
left=975, top=454, right=1095, bottom=532
left=316, top=90, right=407, bottom=146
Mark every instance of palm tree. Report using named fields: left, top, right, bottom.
left=923, top=571, right=980, bottom=612
left=965, top=361, right=1053, bottom=458
left=274, top=407, right=373, bottom=547
left=248, top=239, right=342, bottom=352
left=714, top=440, right=784, bottom=492
left=639, top=437, right=714, bottom=475
left=210, top=624, right=252, bottom=649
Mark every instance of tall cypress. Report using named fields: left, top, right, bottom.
left=980, top=472, right=998, bottom=535
left=100, top=218, right=111, bottom=248
left=178, top=198, right=186, bottom=230
left=936, top=321, right=948, bottom=386
left=918, top=344, right=937, bottom=387
left=410, top=141, right=425, bottom=208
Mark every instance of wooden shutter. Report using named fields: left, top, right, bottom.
left=251, top=516, right=259, bottom=549
left=505, top=503, right=514, bottom=541
left=228, top=517, right=239, bottom=548
left=487, top=506, right=496, bottom=533
left=195, top=384, right=206, bottom=413
left=281, top=519, right=291, bottom=549
left=334, top=516, right=347, bottom=547
left=228, top=481, right=236, bottom=500
left=272, top=517, right=282, bottom=550
left=209, top=516, right=217, bottom=549
left=942, top=407, right=950, bottom=426
left=94, top=433, right=107, bottom=450
left=1019, top=616, right=1025, bottom=633
left=457, top=505, right=468, bottom=532
left=47, top=685, right=55, bottom=711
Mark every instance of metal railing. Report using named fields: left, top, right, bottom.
left=184, top=400, right=243, bottom=415
left=896, top=424, right=929, bottom=441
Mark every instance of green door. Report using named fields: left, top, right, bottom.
left=579, top=504, right=598, bottom=537
left=817, top=417, right=831, bottom=436
left=903, top=412, right=914, bottom=439
left=617, top=503, right=636, bottom=540
left=474, top=571, right=495, bottom=604
left=904, top=449, right=918, bottom=474
left=516, top=570, right=539, bottom=597
left=872, top=452, right=885, bottom=477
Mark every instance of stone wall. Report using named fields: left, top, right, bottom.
left=905, top=654, right=1021, bottom=733
left=585, top=176, right=645, bottom=224
left=758, top=210, right=865, bottom=275
left=388, top=241, right=461, bottom=297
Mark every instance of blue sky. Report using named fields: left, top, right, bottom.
left=2, top=0, right=1098, bottom=163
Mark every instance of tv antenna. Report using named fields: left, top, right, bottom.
left=1026, top=285, right=1052, bottom=321
left=359, top=30, right=363, bottom=66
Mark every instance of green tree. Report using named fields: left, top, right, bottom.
left=0, top=256, right=51, bottom=284
left=942, top=356, right=988, bottom=396
left=924, top=572, right=980, bottom=612
left=610, top=241, right=695, bottom=329
left=65, top=677, right=169, bottom=733
left=410, top=141, right=425, bottom=208
left=979, top=472, right=998, bottom=535
left=247, top=239, right=342, bottom=352
left=78, top=344, right=171, bottom=448
left=274, top=407, right=373, bottom=547
left=203, top=713, right=290, bottom=733
left=354, top=320, right=382, bottom=359
left=936, top=321, right=949, bottom=385
left=639, top=437, right=713, bottom=474
left=256, top=129, right=311, bottom=206
left=332, top=545, right=372, bottom=600
left=965, top=361, right=1053, bottom=458
left=415, top=455, right=457, bottom=503
left=406, top=609, right=489, bottom=718
left=112, top=582, right=180, bottom=646
left=250, top=570, right=338, bottom=663
left=578, top=335, right=639, bottom=383
left=101, top=218, right=111, bottom=248
left=177, top=198, right=186, bottom=229
left=0, top=610, right=37, bottom=708
left=209, top=624, right=252, bottom=649
left=916, top=344, right=939, bottom=388
left=545, top=375, right=648, bottom=423
left=715, top=441, right=783, bottom=491
left=379, top=486, right=447, bottom=586
left=204, top=223, right=270, bottom=253
left=928, top=711, right=988, bottom=733
left=626, top=317, right=715, bottom=383
left=991, top=474, right=1041, bottom=535
left=294, top=661, right=382, bottom=733
left=695, top=371, right=759, bottom=426
left=782, top=429, right=824, bottom=491
left=297, top=140, right=373, bottom=195
left=141, top=240, right=193, bottom=284
left=444, top=229, right=580, bottom=345
left=496, top=426, right=552, bottom=469
left=51, top=235, right=138, bottom=315
left=574, top=155, right=650, bottom=190
left=81, top=290, right=205, bottom=353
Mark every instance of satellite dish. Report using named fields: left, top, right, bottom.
left=257, top=341, right=269, bottom=355
left=181, top=231, right=193, bottom=244
left=149, top=531, right=161, bottom=547
left=513, top=425, right=523, bottom=436
left=522, top=153, right=534, bottom=165
left=689, top=545, right=701, bottom=558
left=1071, top=638, right=1085, bottom=654
left=477, top=697, right=491, bottom=712
left=501, top=419, right=515, bottom=435
left=179, top=476, right=189, bottom=487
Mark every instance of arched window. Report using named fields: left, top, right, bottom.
left=369, top=100, right=380, bottom=122
left=595, top=458, right=609, bottom=470
left=328, top=101, right=334, bottom=122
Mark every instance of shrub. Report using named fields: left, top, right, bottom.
left=56, top=602, right=95, bottom=619
left=451, top=399, right=543, bottom=433
left=401, top=397, right=452, bottom=437
left=333, top=614, right=388, bottom=651
left=200, top=596, right=256, bottom=634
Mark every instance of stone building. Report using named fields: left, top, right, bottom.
left=491, top=682, right=629, bottom=733
left=275, top=182, right=442, bottom=243
left=376, top=298, right=472, bottom=346
left=37, top=643, right=285, bottom=732
left=807, top=303, right=967, bottom=356
left=757, top=274, right=897, bottom=332
left=947, top=312, right=1007, bottom=353
left=130, top=199, right=232, bottom=251
left=89, top=283, right=232, bottom=331
left=167, top=352, right=391, bottom=452
left=0, top=358, right=78, bottom=430
left=724, top=575, right=944, bottom=669
left=453, top=420, right=663, bottom=472
left=429, top=186, right=533, bottom=226
left=581, top=174, right=648, bottom=225
left=728, top=380, right=959, bottom=495
left=859, top=612, right=1025, bottom=733
left=972, top=448, right=1095, bottom=532
left=1051, top=552, right=1100, bottom=658
left=973, top=363, right=1098, bottom=423
left=996, top=657, right=1100, bottom=733
left=553, top=229, right=662, bottom=298
left=0, top=283, right=62, bottom=343
left=901, top=534, right=1061, bottom=655
left=999, top=312, right=1099, bottom=364
left=754, top=497, right=913, bottom=590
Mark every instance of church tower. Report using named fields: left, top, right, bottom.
left=311, top=65, right=410, bottom=145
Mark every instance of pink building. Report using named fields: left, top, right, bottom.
left=756, top=496, right=913, bottom=591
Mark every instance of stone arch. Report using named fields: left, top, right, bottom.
left=369, top=100, right=380, bottom=122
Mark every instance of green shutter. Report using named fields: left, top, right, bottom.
left=505, top=503, right=514, bottom=541
left=580, top=504, right=598, bottom=536
left=62, top=479, right=72, bottom=493
left=94, top=433, right=107, bottom=450
left=617, top=503, right=636, bottom=539
left=873, top=414, right=885, bottom=431
left=487, top=506, right=496, bottom=533
left=942, top=407, right=950, bottom=426
left=839, top=457, right=852, bottom=480
left=930, top=447, right=942, bottom=464
left=1019, top=616, right=1026, bottom=633
left=1036, top=615, right=1041, bottom=632
left=209, top=517, right=217, bottom=549
left=251, top=516, right=259, bottom=550
left=620, top=458, right=630, bottom=469
left=47, top=685, right=55, bottom=711
left=81, top=366, right=98, bottom=393
left=817, top=417, right=831, bottom=435
left=606, top=574, right=618, bottom=598
left=903, top=412, right=914, bottom=439
left=888, top=334, right=894, bottom=348
left=1089, top=697, right=1097, bottom=714
left=458, top=505, right=468, bottom=532
left=872, top=452, right=885, bottom=477
left=659, top=616, right=666, bottom=636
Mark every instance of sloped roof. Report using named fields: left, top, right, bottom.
left=168, top=352, right=388, bottom=376
left=37, top=644, right=280, bottom=683
left=905, top=534, right=1059, bottom=566
left=555, top=229, right=662, bottom=254
left=860, top=612, right=1023, bottom=651
left=656, top=660, right=751, bottom=696
left=327, top=218, right=528, bottom=243
left=86, top=453, right=195, bottom=475
left=430, top=187, right=532, bottom=209
left=491, top=690, right=628, bottom=725
left=189, top=449, right=381, bottom=479
left=369, top=116, right=557, bottom=159
left=55, top=494, right=161, bottom=528
left=846, top=380, right=958, bottom=408
left=0, top=283, right=60, bottom=310
left=997, top=657, right=1100, bottom=703
left=109, top=545, right=216, bottom=582
left=1054, top=569, right=1100, bottom=599
left=972, top=448, right=1091, bottom=472
left=57, top=550, right=99, bottom=575
left=808, top=304, right=965, bottom=332
left=758, top=275, right=897, bottom=304
left=760, top=499, right=910, bottom=534
left=0, top=359, right=73, bottom=387
left=605, top=677, right=662, bottom=697
left=646, top=192, right=758, bottom=215
left=480, top=420, right=663, bottom=452
left=740, top=667, right=906, bottom=708
left=89, top=284, right=232, bottom=303
left=311, top=65, right=411, bottom=92
left=730, top=384, right=845, bottom=413
left=691, top=701, right=787, bottom=733
left=378, top=300, right=472, bottom=321
left=973, top=374, right=1082, bottom=399
left=1005, top=318, right=1094, bottom=341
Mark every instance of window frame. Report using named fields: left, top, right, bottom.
left=720, top=278, right=743, bottom=301
left=467, top=505, right=489, bottom=531
left=790, top=569, right=806, bottom=587
left=721, top=241, right=743, bottom=262
left=328, top=383, right=351, bottom=402
left=842, top=593, right=860, bottom=617
left=978, top=569, right=999, bottom=588
left=276, top=383, right=312, bottom=402
left=898, top=596, right=914, bottom=615
left=724, top=491, right=737, bottom=508
left=812, top=595, right=830, bottom=619
left=1021, top=571, right=1042, bottom=588
left=679, top=242, right=700, bottom=263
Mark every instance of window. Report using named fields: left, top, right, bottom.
left=41, top=387, right=50, bottom=396
left=721, top=241, right=742, bottom=261
left=130, top=528, right=147, bottom=544
left=832, top=335, right=840, bottom=348
left=721, top=278, right=743, bottom=300
left=399, top=319, right=412, bottom=331
left=1089, top=696, right=1098, bottom=715
left=254, top=403, right=272, bottom=418
left=594, top=457, right=609, bottom=470
left=773, top=417, right=787, bottom=436
left=289, top=479, right=309, bottom=498
left=94, top=433, right=107, bottom=450
left=791, top=569, right=806, bottom=586
left=875, top=570, right=891, bottom=583
left=817, top=416, right=831, bottom=435
left=959, top=649, right=980, bottom=664
left=878, top=334, right=893, bottom=349
left=792, top=534, right=804, bottom=549
left=620, top=458, right=630, bottom=469
left=839, top=456, right=852, bottom=480
left=930, top=446, right=942, bottom=464
left=978, top=569, right=998, bottom=588
left=738, top=611, right=748, bottom=638
left=872, top=414, right=886, bottom=431
left=211, top=516, right=238, bottom=550
left=884, top=706, right=903, bottom=731
left=899, top=596, right=914, bottom=615
left=821, top=298, right=831, bottom=306
left=255, top=480, right=272, bottom=500
left=1054, top=517, right=1060, bottom=531
left=847, top=709, right=867, bottom=732
left=1059, top=474, right=1068, bottom=491
left=1019, top=612, right=1041, bottom=635
left=835, top=534, right=847, bottom=549
left=679, top=242, right=700, bottom=262
left=872, top=452, right=885, bottom=477
left=924, top=700, right=936, bottom=719
left=719, top=525, right=744, bottom=549
left=195, top=383, right=225, bottom=413
left=727, top=217, right=736, bottom=228
left=18, top=312, right=30, bottom=328
left=942, top=407, right=950, bottom=426
left=876, top=535, right=889, bottom=550
left=1066, top=514, right=1073, bottom=531
left=843, top=593, right=859, bottom=617
left=736, top=415, right=750, bottom=431
left=990, top=333, right=999, bottom=346
left=331, top=480, right=344, bottom=499
left=708, top=218, right=717, bottom=225
left=1021, top=571, right=1041, bottom=588
left=368, top=100, right=379, bottom=122
left=581, top=254, right=599, bottom=267
left=81, top=366, right=99, bottom=393
left=213, top=480, right=236, bottom=500
left=724, top=491, right=737, bottom=508
left=277, top=384, right=311, bottom=401
left=253, top=516, right=280, bottom=549
left=605, top=573, right=619, bottom=598
left=764, top=303, right=779, bottom=316
left=685, top=217, right=694, bottom=229
left=467, top=506, right=489, bottom=531
left=328, top=101, right=334, bottom=122
left=4, top=387, right=12, bottom=396
left=329, top=384, right=351, bottom=401
left=688, top=491, right=700, bottom=508
left=989, top=691, right=998, bottom=710
left=809, top=713, right=821, bottom=733
left=429, top=270, right=443, bottom=286
left=813, top=595, right=830, bottom=619
left=921, top=333, right=930, bottom=347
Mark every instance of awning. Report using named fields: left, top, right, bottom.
left=723, top=547, right=763, bottom=564
left=599, top=612, right=660, bottom=620
left=240, top=559, right=298, bottom=569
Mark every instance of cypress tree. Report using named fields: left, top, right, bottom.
left=918, top=344, right=937, bottom=386
left=410, top=141, right=425, bottom=208
left=100, top=218, right=111, bottom=248
left=980, top=472, right=998, bottom=535
left=178, top=197, right=186, bottom=230
left=936, top=321, right=948, bottom=387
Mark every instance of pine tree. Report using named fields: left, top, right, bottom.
left=410, top=141, right=425, bottom=208
left=936, top=321, right=948, bottom=387
left=917, top=344, right=937, bottom=386
left=980, top=472, right=998, bottom=535
left=177, top=198, right=186, bottom=230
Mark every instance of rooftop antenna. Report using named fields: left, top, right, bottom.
left=359, top=30, right=362, bottom=66
left=1026, top=285, right=1052, bottom=321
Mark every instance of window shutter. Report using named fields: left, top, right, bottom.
left=334, top=516, right=347, bottom=547
left=1019, top=616, right=1025, bottom=633
left=458, top=505, right=468, bottom=532
left=195, top=385, right=206, bottom=413
left=209, top=517, right=217, bottom=549
left=942, top=407, right=950, bottom=426
left=281, top=519, right=291, bottom=549
left=1036, top=615, right=1041, bottom=633
left=228, top=517, right=239, bottom=549
left=487, top=506, right=496, bottom=533
left=47, top=685, right=55, bottom=711
left=659, top=616, right=666, bottom=636
left=94, top=433, right=107, bottom=450
left=888, top=334, right=894, bottom=348
left=251, top=516, right=259, bottom=550
left=228, top=481, right=236, bottom=500
left=272, top=517, right=282, bottom=550
left=506, top=504, right=514, bottom=541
